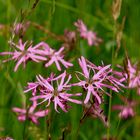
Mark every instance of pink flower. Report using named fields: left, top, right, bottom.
left=74, top=19, right=102, bottom=46
left=0, top=24, right=5, bottom=30
left=0, top=137, right=14, bottom=140
left=0, top=39, right=50, bottom=71
left=112, top=97, right=136, bottom=119
left=82, top=100, right=108, bottom=127
left=74, top=56, right=124, bottom=104
left=27, top=71, right=82, bottom=112
left=13, top=21, right=30, bottom=36
left=13, top=101, right=49, bottom=124
left=24, top=73, right=55, bottom=96
left=45, top=47, right=73, bottom=71
left=125, top=58, right=140, bottom=95
left=63, top=30, right=76, bottom=49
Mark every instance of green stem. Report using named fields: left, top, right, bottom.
left=107, top=19, right=116, bottom=140
left=107, top=90, right=112, bottom=140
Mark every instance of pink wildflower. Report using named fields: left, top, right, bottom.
left=0, top=24, right=5, bottom=30
left=74, top=56, right=124, bottom=104
left=45, top=47, right=73, bottom=71
left=125, top=58, right=140, bottom=95
left=13, top=21, right=30, bottom=36
left=63, top=30, right=76, bottom=50
left=0, top=137, right=14, bottom=140
left=112, top=97, right=136, bottom=119
left=74, top=19, right=102, bottom=46
left=27, top=71, right=81, bottom=112
left=13, top=101, right=49, bottom=124
left=81, top=99, right=108, bottom=127
left=0, top=39, right=50, bottom=71
left=24, top=73, right=55, bottom=96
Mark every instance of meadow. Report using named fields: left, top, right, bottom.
left=0, top=0, right=140, bottom=140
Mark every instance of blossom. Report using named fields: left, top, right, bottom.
left=0, top=39, right=50, bottom=71
left=45, top=47, right=73, bottom=71
left=24, top=73, right=55, bottom=96
left=63, top=29, right=76, bottom=49
left=82, top=100, right=108, bottom=127
left=13, top=21, right=30, bottom=36
left=74, top=56, right=124, bottom=104
left=0, top=24, right=5, bottom=30
left=0, top=137, right=14, bottom=140
left=12, top=101, right=49, bottom=124
left=27, top=71, right=82, bottom=112
left=125, top=58, right=140, bottom=95
left=74, top=19, right=102, bottom=46
left=112, top=97, right=136, bottom=119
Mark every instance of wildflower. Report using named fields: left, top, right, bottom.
left=0, top=39, right=50, bottom=71
left=12, top=101, right=49, bottom=124
left=74, top=56, right=124, bottom=104
left=24, top=73, right=55, bottom=96
left=0, top=137, right=14, bottom=140
left=0, top=24, right=5, bottom=30
left=45, top=47, right=73, bottom=71
left=13, top=21, right=30, bottom=37
left=63, top=30, right=76, bottom=50
left=102, top=135, right=116, bottom=140
left=125, top=58, right=140, bottom=95
left=81, top=99, right=108, bottom=127
left=28, top=71, right=82, bottom=112
left=112, top=97, right=136, bottom=119
left=74, top=19, right=102, bottom=46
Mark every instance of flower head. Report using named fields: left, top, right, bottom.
left=13, top=101, right=49, bottom=124
left=74, top=56, right=124, bottom=104
left=125, top=58, right=140, bottom=95
left=24, top=73, right=54, bottom=96
left=26, top=71, right=81, bottom=113
left=74, top=19, right=102, bottom=46
left=45, top=47, right=73, bottom=71
left=112, top=97, right=136, bottom=119
left=13, top=21, right=30, bottom=36
left=63, top=29, right=76, bottom=49
left=0, top=39, right=50, bottom=71
left=81, top=99, right=108, bottom=127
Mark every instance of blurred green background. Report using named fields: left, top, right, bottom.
left=0, top=0, right=140, bottom=139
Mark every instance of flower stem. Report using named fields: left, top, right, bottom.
left=107, top=17, right=117, bottom=140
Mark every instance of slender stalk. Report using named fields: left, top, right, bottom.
left=107, top=90, right=112, bottom=140
left=107, top=19, right=116, bottom=140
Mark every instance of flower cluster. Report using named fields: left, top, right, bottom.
left=1, top=19, right=135, bottom=127
left=12, top=56, right=125, bottom=125
left=74, top=56, right=124, bottom=105
left=125, top=58, right=140, bottom=95
left=0, top=19, right=102, bottom=72
left=0, top=39, right=73, bottom=71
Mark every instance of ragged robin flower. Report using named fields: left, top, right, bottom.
left=74, top=56, right=124, bottom=104
left=13, top=101, right=49, bottom=124
left=74, top=19, right=102, bottom=46
left=81, top=98, right=108, bottom=127
left=125, top=58, right=140, bottom=95
left=44, top=47, right=73, bottom=71
left=26, top=71, right=82, bottom=112
left=0, top=39, right=50, bottom=71
left=112, top=96, right=137, bottom=119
